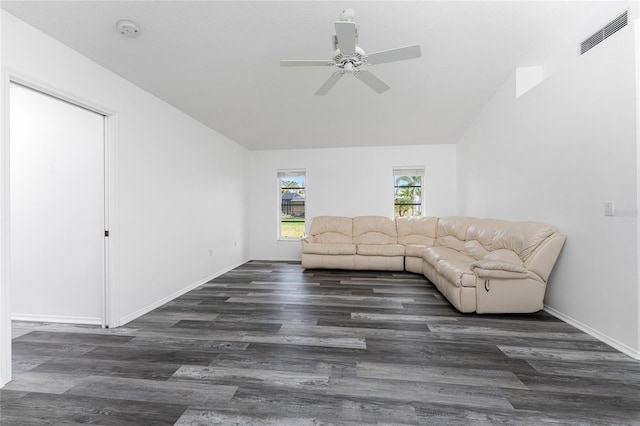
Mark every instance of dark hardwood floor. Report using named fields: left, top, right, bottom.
left=2, top=260, right=639, bottom=425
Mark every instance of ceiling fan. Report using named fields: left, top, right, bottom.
left=280, top=9, right=421, bottom=95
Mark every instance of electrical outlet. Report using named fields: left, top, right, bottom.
left=604, top=201, right=615, bottom=217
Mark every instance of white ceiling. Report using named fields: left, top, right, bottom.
left=0, top=1, right=628, bottom=150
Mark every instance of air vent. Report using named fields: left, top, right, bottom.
left=580, top=11, right=628, bottom=55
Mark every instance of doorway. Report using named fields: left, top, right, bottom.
left=1, top=76, right=118, bottom=386
left=9, top=81, right=107, bottom=325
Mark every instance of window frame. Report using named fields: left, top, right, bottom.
left=277, top=169, right=306, bottom=241
left=393, top=167, right=425, bottom=218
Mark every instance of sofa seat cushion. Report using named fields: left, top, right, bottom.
left=435, top=259, right=476, bottom=287
left=356, top=244, right=405, bottom=256
left=303, top=243, right=356, bottom=255
left=405, top=244, right=428, bottom=257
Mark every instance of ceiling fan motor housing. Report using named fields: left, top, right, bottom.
left=333, top=46, right=366, bottom=70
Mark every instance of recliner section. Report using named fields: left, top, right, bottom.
left=301, top=215, right=566, bottom=314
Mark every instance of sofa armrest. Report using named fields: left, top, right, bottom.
left=471, top=259, right=527, bottom=273
left=524, top=234, right=566, bottom=282
left=470, top=260, right=543, bottom=282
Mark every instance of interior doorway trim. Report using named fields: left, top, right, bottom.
left=0, top=69, right=119, bottom=386
left=635, top=17, right=640, bottom=358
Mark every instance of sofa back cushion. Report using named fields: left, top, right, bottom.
left=461, top=240, right=489, bottom=260
left=353, top=216, right=397, bottom=245
left=467, top=219, right=556, bottom=262
left=437, top=217, right=557, bottom=263
left=484, top=249, right=524, bottom=265
left=435, top=217, right=474, bottom=251
left=308, top=216, right=353, bottom=244
left=396, top=216, right=438, bottom=246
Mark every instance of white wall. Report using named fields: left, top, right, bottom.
left=457, top=14, right=639, bottom=356
left=0, top=11, right=250, bottom=331
left=249, top=144, right=457, bottom=260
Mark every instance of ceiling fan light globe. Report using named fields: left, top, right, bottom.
left=344, top=62, right=354, bottom=74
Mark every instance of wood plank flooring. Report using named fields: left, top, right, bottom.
left=2, top=260, right=640, bottom=425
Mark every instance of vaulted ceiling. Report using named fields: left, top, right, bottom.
left=0, top=1, right=627, bottom=150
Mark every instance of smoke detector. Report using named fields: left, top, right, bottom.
left=116, top=20, right=140, bottom=38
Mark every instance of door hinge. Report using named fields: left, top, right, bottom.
left=104, top=230, right=109, bottom=237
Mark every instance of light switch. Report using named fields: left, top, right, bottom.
left=604, top=201, right=615, bottom=217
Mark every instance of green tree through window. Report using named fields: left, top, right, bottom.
left=394, top=169, right=424, bottom=217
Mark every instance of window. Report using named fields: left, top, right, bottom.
left=393, top=168, right=424, bottom=217
left=278, top=170, right=306, bottom=239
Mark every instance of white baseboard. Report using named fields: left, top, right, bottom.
left=544, top=305, right=640, bottom=360
left=11, top=313, right=102, bottom=326
left=119, top=260, right=248, bottom=326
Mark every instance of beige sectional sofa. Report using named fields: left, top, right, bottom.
left=301, top=216, right=405, bottom=271
left=396, top=216, right=438, bottom=274
left=301, top=215, right=566, bottom=314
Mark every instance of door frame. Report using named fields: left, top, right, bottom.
left=635, top=17, right=640, bottom=360
left=0, top=70, right=119, bottom=386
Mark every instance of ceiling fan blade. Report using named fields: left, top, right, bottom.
left=366, top=45, right=422, bottom=65
left=280, top=60, right=333, bottom=67
left=355, top=70, right=390, bottom=94
left=334, top=21, right=357, bottom=55
left=314, top=72, right=344, bottom=96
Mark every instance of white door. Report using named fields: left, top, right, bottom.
left=10, top=82, right=105, bottom=324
